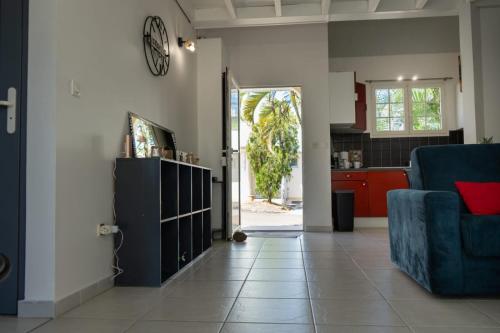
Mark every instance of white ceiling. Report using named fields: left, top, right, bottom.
left=234, top=0, right=274, bottom=8
left=187, top=0, right=460, bottom=29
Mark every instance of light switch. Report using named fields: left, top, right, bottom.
left=70, top=80, right=81, bottom=98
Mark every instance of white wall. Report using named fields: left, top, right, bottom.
left=331, top=53, right=460, bottom=133
left=28, top=0, right=198, bottom=303
left=459, top=0, right=484, bottom=143
left=456, top=84, right=464, bottom=129
left=26, top=0, right=57, bottom=302
left=458, top=1, right=500, bottom=143
left=479, top=6, right=500, bottom=143
left=329, top=17, right=460, bottom=58
left=200, top=24, right=332, bottom=231
left=196, top=38, right=224, bottom=232
left=287, top=155, right=303, bottom=201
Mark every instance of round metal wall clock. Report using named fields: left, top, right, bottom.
left=143, top=16, right=170, bottom=76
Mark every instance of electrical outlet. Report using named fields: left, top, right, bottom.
left=97, top=224, right=119, bottom=236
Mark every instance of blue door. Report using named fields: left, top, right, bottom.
left=0, top=0, right=27, bottom=314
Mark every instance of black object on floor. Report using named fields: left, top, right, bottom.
left=332, top=190, right=354, bottom=232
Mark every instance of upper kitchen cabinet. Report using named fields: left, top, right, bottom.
left=329, top=72, right=367, bottom=132
left=329, top=72, right=355, bottom=124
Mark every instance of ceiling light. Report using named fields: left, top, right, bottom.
left=412, top=75, right=419, bottom=81
left=397, top=76, right=404, bottom=81
left=178, top=38, right=196, bottom=52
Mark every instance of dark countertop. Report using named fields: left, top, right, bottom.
left=331, top=167, right=410, bottom=172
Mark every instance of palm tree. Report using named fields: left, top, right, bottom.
left=242, top=89, right=302, bottom=126
left=241, top=89, right=301, bottom=203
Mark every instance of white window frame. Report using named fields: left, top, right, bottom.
left=371, top=83, right=408, bottom=136
left=371, top=81, right=448, bottom=138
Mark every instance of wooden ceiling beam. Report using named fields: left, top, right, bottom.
left=223, top=0, right=237, bottom=19
left=368, top=0, right=382, bottom=12
left=321, top=0, right=331, bottom=15
left=415, top=0, right=429, bottom=9
left=275, top=0, right=282, bottom=17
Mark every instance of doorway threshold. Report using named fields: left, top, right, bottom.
left=242, top=225, right=303, bottom=232
left=245, top=230, right=303, bottom=238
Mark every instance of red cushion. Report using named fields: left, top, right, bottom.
left=455, top=181, right=500, bottom=215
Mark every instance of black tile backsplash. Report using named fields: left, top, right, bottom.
left=449, top=128, right=464, bottom=144
left=331, top=128, right=464, bottom=168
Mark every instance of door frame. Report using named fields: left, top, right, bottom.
left=18, top=0, right=29, bottom=303
left=237, top=85, right=304, bottom=231
left=229, top=74, right=241, bottom=237
left=222, top=69, right=242, bottom=240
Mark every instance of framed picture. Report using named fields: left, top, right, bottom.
left=128, top=112, right=177, bottom=159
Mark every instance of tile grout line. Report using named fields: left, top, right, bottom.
left=26, top=319, right=54, bottom=333
left=29, top=233, right=476, bottom=332
left=336, top=235, right=415, bottom=333
left=301, top=235, right=318, bottom=333
left=218, top=239, right=263, bottom=333
left=467, top=300, right=500, bottom=327
left=123, top=252, right=229, bottom=332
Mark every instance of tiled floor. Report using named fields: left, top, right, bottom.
left=2, top=229, right=500, bottom=332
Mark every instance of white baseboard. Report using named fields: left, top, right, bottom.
left=354, top=217, right=388, bottom=228
left=304, top=225, right=333, bottom=233
left=18, top=275, right=114, bottom=318
left=18, top=249, right=215, bottom=318
left=17, top=300, right=55, bottom=318
left=304, top=218, right=388, bottom=232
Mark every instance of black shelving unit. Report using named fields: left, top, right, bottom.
left=114, top=157, right=212, bottom=287
left=192, top=213, right=203, bottom=258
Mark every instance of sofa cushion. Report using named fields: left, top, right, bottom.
left=456, top=182, right=500, bottom=215
left=461, top=214, right=500, bottom=257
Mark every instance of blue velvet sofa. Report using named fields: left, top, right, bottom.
left=388, top=144, right=500, bottom=296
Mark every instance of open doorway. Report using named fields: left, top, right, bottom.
left=238, top=87, right=303, bottom=231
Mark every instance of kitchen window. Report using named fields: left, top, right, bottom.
left=372, top=83, right=445, bottom=136
left=375, top=88, right=405, bottom=132
left=410, top=87, right=443, bottom=131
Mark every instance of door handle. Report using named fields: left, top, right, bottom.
left=0, top=87, right=16, bottom=134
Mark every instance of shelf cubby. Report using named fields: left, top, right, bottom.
left=161, top=161, right=178, bottom=220
left=203, top=169, right=211, bottom=209
left=114, top=157, right=212, bottom=287
left=203, top=210, right=212, bottom=251
left=192, top=213, right=203, bottom=259
left=192, top=168, right=203, bottom=212
left=179, top=165, right=192, bottom=215
left=161, top=220, right=178, bottom=283
left=179, top=216, right=192, bottom=269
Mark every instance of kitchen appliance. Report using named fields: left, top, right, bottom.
left=332, top=152, right=340, bottom=169
left=339, top=151, right=349, bottom=169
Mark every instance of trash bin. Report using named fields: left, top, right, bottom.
left=332, top=190, right=354, bottom=232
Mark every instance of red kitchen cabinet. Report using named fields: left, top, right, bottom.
left=332, top=171, right=367, bottom=181
left=332, top=180, right=370, bottom=217
left=367, top=171, right=409, bottom=217
left=332, top=170, right=409, bottom=218
left=353, top=82, right=367, bottom=131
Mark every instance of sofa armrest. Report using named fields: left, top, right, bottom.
left=387, top=189, right=463, bottom=295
